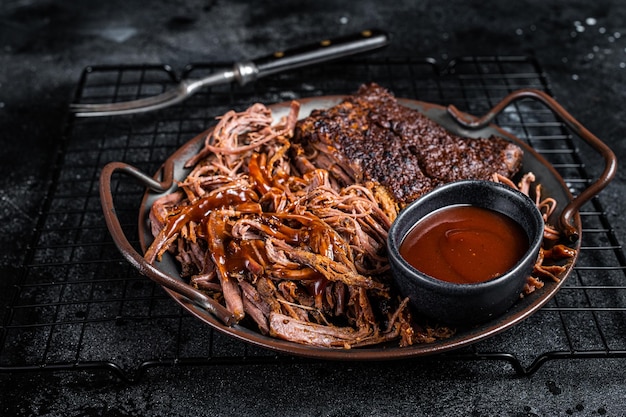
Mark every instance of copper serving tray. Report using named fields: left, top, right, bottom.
left=100, top=89, right=616, bottom=360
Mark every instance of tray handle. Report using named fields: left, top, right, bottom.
left=99, top=161, right=237, bottom=326
left=446, top=89, right=617, bottom=242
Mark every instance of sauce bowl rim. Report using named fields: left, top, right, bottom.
left=387, top=179, right=545, bottom=290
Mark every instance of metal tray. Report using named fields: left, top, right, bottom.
left=100, top=89, right=615, bottom=360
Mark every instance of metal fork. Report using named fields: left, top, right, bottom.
left=70, top=29, right=389, bottom=117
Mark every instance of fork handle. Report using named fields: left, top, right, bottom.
left=192, top=29, right=389, bottom=90
left=239, top=29, right=389, bottom=84
left=188, top=30, right=389, bottom=92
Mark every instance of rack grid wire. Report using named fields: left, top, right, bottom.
left=1, top=56, right=625, bottom=381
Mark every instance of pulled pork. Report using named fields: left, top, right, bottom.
left=145, top=100, right=448, bottom=348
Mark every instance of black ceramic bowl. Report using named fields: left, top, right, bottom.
left=387, top=180, right=545, bottom=326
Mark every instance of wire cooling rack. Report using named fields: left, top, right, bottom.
left=1, top=56, right=625, bottom=381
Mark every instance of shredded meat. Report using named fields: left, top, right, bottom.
left=145, top=84, right=574, bottom=348
left=145, top=99, right=422, bottom=348
left=492, top=173, right=576, bottom=294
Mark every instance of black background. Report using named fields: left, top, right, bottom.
left=1, top=1, right=625, bottom=415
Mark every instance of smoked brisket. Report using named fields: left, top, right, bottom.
left=293, top=83, right=523, bottom=204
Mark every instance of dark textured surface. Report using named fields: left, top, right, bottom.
left=1, top=1, right=626, bottom=415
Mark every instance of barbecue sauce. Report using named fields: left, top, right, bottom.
left=225, top=239, right=267, bottom=276
left=399, top=205, right=528, bottom=284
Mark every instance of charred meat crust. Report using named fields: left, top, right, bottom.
left=293, top=83, right=523, bottom=204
